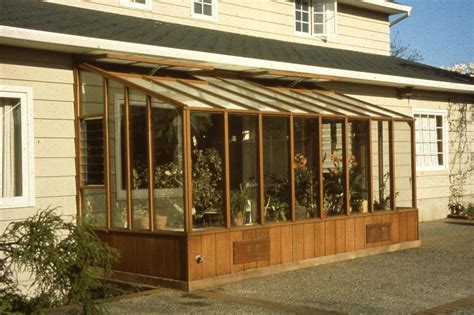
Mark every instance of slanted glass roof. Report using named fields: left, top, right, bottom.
left=82, top=63, right=411, bottom=119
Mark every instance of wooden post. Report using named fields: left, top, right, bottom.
left=289, top=115, right=296, bottom=222
left=183, top=108, right=193, bottom=233
left=377, top=121, right=384, bottom=209
left=258, top=113, right=265, bottom=224
left=103, top=78, right=112, bottom=229
left=410, top=120, right=417, bottom=209
left=146, top=96, right=155, bottom=231
left=124, top=87, right=133, bottom=229
left=367, top=118, right=373, bottom=213
left=318, top=116, right=324, bottom=219
left=73, top=68, right=83, bottom=224
left=389, top=120, right=396, bottom=211
left=224, top=112, right=231, bottom=228
left=343, top=118, right=350, bottom=215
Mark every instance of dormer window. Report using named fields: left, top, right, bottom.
left=120, top=0, right=152, bottom=10
left=295, top=0, right=337, bottom=37
left=192, top=0, right=217, bottom=21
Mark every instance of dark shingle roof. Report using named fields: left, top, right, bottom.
left=1, top=0, right=472, bottom=85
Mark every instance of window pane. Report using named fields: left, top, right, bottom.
left=152, top=99, right=184, bottom=231
left=314, top=24, right=324, bottom=34
left=302, top=23, right=309, bottom=33
left=191, top=112, right=225, bottom=228
left=194, top=3, right=202, bottom=14
left=322, top=119, right=345, bottom=216
left=372, top=121, right=392, bottom=211
left=294, top=117, right=319, bottom=219
left=203, top=4, right=212, bottom=16
left=129, top=90, right=150, bottom=230
left=348, top=120, right=369, bottom=214
left=296, top=22, right=301, bottom=32
left=264, top=116, right=290, bottom=222
left=0, top=97, right=22, bottom=198
left=394, top=121, right=413, bottom=208
left=108, top=81, right=128, bottom=228
left=82, top=188, right=106, bottom=228
left=80, top=118, right=104, bottom=185
left=229, top=115, right=259, bottom=226
left=80, top=71, right=104, bottom=116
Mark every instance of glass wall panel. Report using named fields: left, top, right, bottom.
left=228, top=114, right=259, bottom=226
left=129, top=89, right=150, bottom=230
left=394, top=121, right=413, bottom=208
left=263, top=116, right=290, bottom=222
left=80, top=71, right=106, bottom=227
left=152, top=99, right=184, bottom=231
left=293, top=117, right=319, bottom=219
left=191, top=112, right=225, bottom=228
left=108, top=80, right=128, bottom=228
left=371, top=121, right=392, bottom=211
left=322, top=119, right=345, bottom=216
left=348, top=120, right=369, bottom=214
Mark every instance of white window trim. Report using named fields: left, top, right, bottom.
left=413, top=108, right=449, bottom=172
left=191, top=0, right=218, bottom=22
left=294, top=0, right=337, bottom=38
left=120, top=0, right=152, bottom=11
left=0, top=85, right=35, bottom=208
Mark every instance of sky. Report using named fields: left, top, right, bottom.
left=391, top=0, right=474, bottom=67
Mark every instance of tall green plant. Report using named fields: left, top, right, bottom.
left=0, top=207, right=118, bottom=314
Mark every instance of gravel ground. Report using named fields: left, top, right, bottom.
left=104, top=219, right=474, bottom=314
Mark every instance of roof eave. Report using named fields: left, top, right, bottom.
left=1, top=26, right=472, bottom=94
left=338, top=0, right=411, bottom=15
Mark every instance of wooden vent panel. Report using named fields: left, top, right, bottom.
left=233, top=239, right=270, bottom=264
left=366, top=223, right=391, bottom=243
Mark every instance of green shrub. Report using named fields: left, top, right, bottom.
left=0, top=207, right=118, bottom=314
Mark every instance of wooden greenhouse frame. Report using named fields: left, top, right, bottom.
left=74, top=63, right=420, bottom=290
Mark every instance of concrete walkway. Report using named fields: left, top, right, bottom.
left=105, top=220, right=474, bottom=314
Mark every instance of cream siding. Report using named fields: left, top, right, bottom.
left=319, top=82, right=474, bottom=221
left=0, top=46, right=76, bottom=233
left=43, top=0, right=391, bottom=55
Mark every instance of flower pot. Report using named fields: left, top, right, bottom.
left=133, top=216, right=149, bottom=230
left=154, top=215, right=168, bottom=230
left=234, top=213, right=245, bottom=226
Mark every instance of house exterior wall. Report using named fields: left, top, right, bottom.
left=319, top=82, right=474, bottom=221
left=42, top=0, right=390, bottom=55
left=0, top=46, right=77, bottom=235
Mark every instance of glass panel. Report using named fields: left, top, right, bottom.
left=108, top=80, right=128, bottom=228
left=82, top=188, right=106, bottom=228
left=159, top=81, right=244, bottom=110
left=194, top=2, right=202, bottom=14
left=129, top=90, right=150, bottom=230
left=229, top=114, right=259, bottom=226
left=203, top=4, right=212, bottom=16
left=286, top=91, right=340, bottom=115
left=80, top=71, right=104, bottom=116
left=80, top=118, right=104, bottom=186
left=372, top=121, right=392, bottom=211
left=322, top=119, right=345, bottom=216
left=0, top=97, right=22, bottom=198
left=394, top=121, right=413, bottom=208
left=263, top=116, right=290, bottom=222
left=348, top=120, right=369, bottom=214
left=191, top=112, right=225, bottom=228
left=294, top=117, right=319, bottom=219
left=152, top=98, right=184, bottom=231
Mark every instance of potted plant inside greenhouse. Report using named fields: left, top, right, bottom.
left=231, top=182, right=252, bottom=226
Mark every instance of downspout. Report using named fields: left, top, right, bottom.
left=390, top=11, right=410, bottom=27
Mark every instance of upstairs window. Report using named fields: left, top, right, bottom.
left=192, top=0, right=217, bottom=21
left=295, top=0, right=337, bottom=37
left=0, top=86, right=34, bottom=208
left=413, top=109, right=448, bottom=171
left=120, top=0, right=152, bottom=10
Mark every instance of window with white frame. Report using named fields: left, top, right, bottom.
left=295, top=0, right=337, bottom=36
left=0, top=86, right=34, bottom=208
left=192, top=0, right=217, bottom=20
left=413, top=109, right=448, bottom=171
left=120, top=0, right=152, bottom=10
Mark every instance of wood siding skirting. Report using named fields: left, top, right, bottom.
left=97, top=208, right=419, bottom=286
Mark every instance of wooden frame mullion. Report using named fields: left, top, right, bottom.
left=367, top=118, right=373, bottom=213
left=343, top=117, right=350, bottom=215
left=258, top=113, right=265, bottom=224
left=73, top=68, right=83, bottom=224
left=318, top=116, right=324, bottom=219
left=103, top=78, right=112, bottom=229
left=146, top=95, right=155, bottom=231
left=389, top=120, right=396, bottom=211
left=410, top=120, right=417, bottom=209
left=377, top=121, right=384, bottom=209
left=289, top=114, right=296, bottom=222
left=124, top=87, right=133, bottom=229
left=224, top=112, right=231, bottom=228
left=183, top=108, right=193, bottom=233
